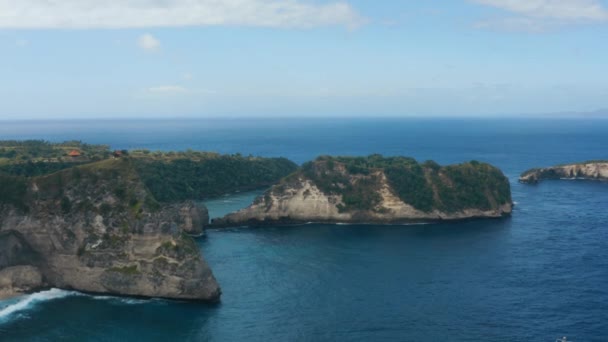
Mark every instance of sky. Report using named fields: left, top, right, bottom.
left=1, top=0, right=608, bottom=119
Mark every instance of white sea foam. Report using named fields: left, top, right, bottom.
left=89, top=295, right=149, bottom=305
left=0, top=288, right=77, bottom=322
left=0, top=289, right=153, bottom=323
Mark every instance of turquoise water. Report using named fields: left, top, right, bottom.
left=203, top=190, right=265, bottom=220
left=0, top=118, right=607, bottom=341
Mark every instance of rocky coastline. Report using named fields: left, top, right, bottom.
left=0, top=159, right=220, bottom=301
left=213, top=156, right=513, bottom=227
left=520, top=161, right=608, bottom=184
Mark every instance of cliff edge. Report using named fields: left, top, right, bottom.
left=213, top=155, right=512, bottom=227
left=0, top=159, right=220, bottom=301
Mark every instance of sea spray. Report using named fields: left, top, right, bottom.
left=0, top=289, right=77, bottom=322
left=0, top=289, right=155, bottom=323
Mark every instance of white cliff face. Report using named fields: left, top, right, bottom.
left=520, top=162, right=608, bottom=184
left=219, top=179, right=351, bottom=223
left=215, top=171, right=512, bottom=227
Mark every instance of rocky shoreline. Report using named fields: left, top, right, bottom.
left=520, top=161, right=608, bottom=184
left=0, top=159, right=221, bottom=301
left=213, top=157, right=513, bottom=228
left=1, top=150, right=519, bottom=301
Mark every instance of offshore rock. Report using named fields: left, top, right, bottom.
left=520, top=162, right=608, bottom=184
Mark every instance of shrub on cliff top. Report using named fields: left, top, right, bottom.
left=135, top=155, right=298, bottom=202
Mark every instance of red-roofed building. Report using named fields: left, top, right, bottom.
left=68, top=150, right=81, bottom=157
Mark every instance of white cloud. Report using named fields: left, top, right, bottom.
left=0, top=0, right=364, bottom=29
left=471, top=0, right=608, bottom=32
left=471, top=0, right=608, bottom=20
left=138, top=34, right=160, bottom=51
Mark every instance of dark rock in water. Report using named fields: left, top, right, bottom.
left=0, top=159, right=220, bottom=301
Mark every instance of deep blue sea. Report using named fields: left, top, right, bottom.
left=0, top=118, right=607, bottom=341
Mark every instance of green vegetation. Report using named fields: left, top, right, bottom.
left=431, top=161, right=511, bottom=212
left=108, top=265, right=140, bottom=275
left=385, top=162, right=435, bottom=212
left=301, top=155, right=511, bottom=213
left=156, top=233, right=200, bottom=258
left=1, top=140, right=298, bottom=213
left=301, top=157, right=384, bottom=212
left=134, top=154, right=298, bottom=202
left=0, top=140, right=110, bottom=177
left=0, top=174, right=28, bottom=210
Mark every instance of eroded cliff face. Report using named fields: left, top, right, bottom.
left=0, top=159, right=220, bottom=301
left=520, top=162, right=608, bottom=184
left=213, top=158, right=512, bottom=227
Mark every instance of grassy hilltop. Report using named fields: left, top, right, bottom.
left=286, top=155, right=511, bottom=214
left=0, top=140, right=298, bottom=206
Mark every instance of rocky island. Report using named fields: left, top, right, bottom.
left=520, top=161, right=608, bottom=184
left=213, top=155, right=513, bottom=227
left=0, top=140, right=297, bottom=300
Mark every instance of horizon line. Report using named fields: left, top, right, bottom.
left=1, top=114, right=607, bottom=121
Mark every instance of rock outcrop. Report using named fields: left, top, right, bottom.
left=520, top=162, right=608, bottom=184
left=0, top=265, right=44, bottom=298
left=213, top=156, right=512, bottom=227
left=0, top=159, right=220, bottom=301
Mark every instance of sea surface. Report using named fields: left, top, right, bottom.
left=0, top=118, right=607, bottom=341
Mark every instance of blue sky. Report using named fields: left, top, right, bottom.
left=1, top=0, right=608, bottom=119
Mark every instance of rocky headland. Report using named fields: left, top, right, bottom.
left=0, top=159, right=220, bottom=300
left=213, top=155, right=513, bottom=227
left=520, top=161, right=608, bottom=184
left=0, top=140, right=298, bottom=300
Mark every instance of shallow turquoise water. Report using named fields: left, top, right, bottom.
left=203, top=190, right=265, bottom=220
left=0, top=118, right=607, bottom=341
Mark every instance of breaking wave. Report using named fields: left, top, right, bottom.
left=0, top=289, right=153, bottom=323
left=0, top=289, right=77, bottom=322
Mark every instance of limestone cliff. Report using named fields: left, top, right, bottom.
left=0, top=159, right=220, bottom=301
left=213, top=156, right=512, bottom=227
left=520, top=162, right=608, bottom=184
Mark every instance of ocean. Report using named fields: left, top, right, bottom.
left=0, top=118, right=607, bottom=341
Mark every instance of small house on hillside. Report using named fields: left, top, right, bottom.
left=113, top=150, right=123, bottom=158
left=68, top=150, right=81, bottom=157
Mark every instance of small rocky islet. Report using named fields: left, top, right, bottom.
left=520, top=161, right=608, bottom=184
left=12, top=140, right=596, bottom=301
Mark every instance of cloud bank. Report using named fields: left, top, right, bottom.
left=471, top=0, right=608, bottom=31
left=0, top=0, right=364, bottom=29
left=472, top=0, right=608, bottom=20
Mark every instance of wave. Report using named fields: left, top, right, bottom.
left=0, top=289, right=154, bottom=323
left=0, top=288, right=78, bottom=322
left=89, top=295, right=150, bottom=305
